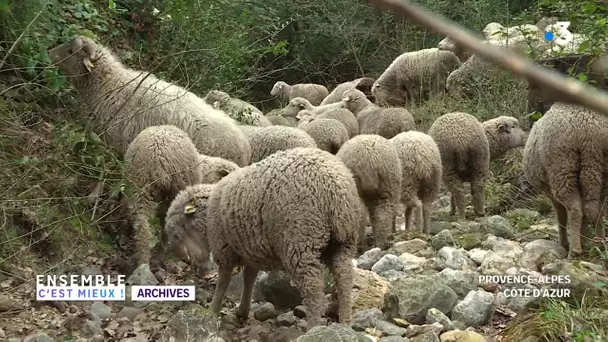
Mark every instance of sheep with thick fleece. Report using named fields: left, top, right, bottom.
left=265, top=109, right=298, bottom=127
left=48, top=36, right=250, bottom=166
left=240, top=125, right=317, bottom=163
left=298, top=108, right=359, bottom=138
left=204, top=90, right=271, bottom=127
left=197, top=154, right=240, bottom=184
left=342, top=89, right=415, bottom=139
left=371, top=48, right=461, bottom=106
left=483, top=116, right=527, bottom=160
left=438, top=36, right=473, bottom=62
left=270, top=81, right=329, bottom=106
left=281, top=97, right=347, bottom=118
left=297, top=117, right=349, bottom=154
left=523, top=103, right=607, bottom=257
left=164, top=147, right=360, bottom=329
left=320, top=77, right=376, bottom=105
left=336, top=135, right=402, bottom=249
left=390, top=131, right=442, bottom=234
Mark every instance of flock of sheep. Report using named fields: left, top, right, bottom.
left=46, top=16, right=606, bottom=330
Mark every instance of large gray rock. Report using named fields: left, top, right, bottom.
left=433, top=269, right=479, bottom=299
left=383, top=276, right=459, bottom=325
left=159, top=305, right=222, bottom=341
left=480, top=215, right=515, bottom=239
left=126, top=264, right=158, bottom=285
left=358, top=248, right=386, bottom=270
left=432, top=230, right=455, bottom=250
left=437, top=247, right=476, bottom=270
left=254, top=271, right=302, bottom=309
left=450, top=290, right=494, bottom=327
left=519, top=239, right=567, bottom=271
left=351, top=307, right=384, bottom=331
left=296, top=323, right=372, bottom=341
left=373, top=254, right=407, bottom=273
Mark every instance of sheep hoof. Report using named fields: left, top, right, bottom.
left=567, top=248, right=583, bottom=259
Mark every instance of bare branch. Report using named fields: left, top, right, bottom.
left=366, top=0, right=608, bottom=116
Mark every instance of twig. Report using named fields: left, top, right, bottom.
left=365, top=0, right=608, bottom=116
left=0, top=0, right=50, bottom=71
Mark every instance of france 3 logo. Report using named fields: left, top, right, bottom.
left=544, top=21, right=573, bottom=45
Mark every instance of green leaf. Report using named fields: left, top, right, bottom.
left=108, top=0, right=116, bottom=9
left=0, top=0, right=9, bottom=12
left=577, top=73, right=588, bottom=82
left=593, top=281, right=606, bottom=288
left=577, top=40, right=590, bottom=53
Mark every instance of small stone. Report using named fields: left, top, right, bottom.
left=88, top=312, right=101, bottom=325
left=358, top=248, right=386, bottom=270
left=294, top=305, right=307, bottom=318
left=392, top=239, right=428, bottom=255
left=126, top=264, right=158, bottom=285
left=450, top=290, right=494, bottom=327
left=88, top=335, right=105, bottom=342
left=439, top=330, right=487, bottom=342
left=23, top=333, right=54, bottom=342
left=380, top=337, right=409, bottom=342
left=480, top=215, right=515, bottom=239
left=277, top=311, right=298, bottom=326
left=406, top=323, right=443, bottom=338
left=90, top=302, right=112, bottom=320
left=399, top=253, right=427, bottom=272
left=351, top=307, right=384, bottom=331
left=411, top=331, right=440, bottom=342
left=376, top=319, right=407, bottom=336
left=372, top=254, right=406, bottom=273
left=117, top=306, right=144, bottom=321
left=82, top=320, right=104, bottom=338
left=437, top=247, right=475, bottom=270
left=466, top=249, right=488, bottom=265
left=432, top=230, right=455, bottom=250
left=254, top=302, right=278, bottom=321
left=425, top=308, right=454, bottom=332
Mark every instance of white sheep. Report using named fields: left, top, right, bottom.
left=270, top=81, right=329, bottom=106
left=297, top=108, right=359, bottom=138
left=281, top=97, right=347, bottom=118
left=240, top=125, right=317, bottom=163
left=297, top=117, right=349, bottom=154
left=204, top=90, right=271, bottom=127
left=320, top=77, right=376, bottom=105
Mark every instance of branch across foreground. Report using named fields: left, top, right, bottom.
left=366, top=0, right=608, bottom=116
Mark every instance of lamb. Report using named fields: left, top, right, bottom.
left=239, top=125, right=317, bottom=163
left=164, top=147, right=361, bottom=329
left=297, top=116, right=349, bottom=154
left=428, top=112, right=526, bottom=220
left=523, top=103, right=607, bottom=257
left=48, top=36, right=250, bottom=166
left=371, top=48, right=461, bottom=106
left=390, top=131, right=442, bottom=233
left=270, top=81, right=329, bottom=106
left=297, top=108, right=359, bottom=138
left=320, top=77, right=376, bottom=105
left=204, top=90, right=272, bottom=127
left=281, top=97, right=347, bottom=118
left=342, top=89, right=415, bottom=139
left=336, top=134, right=402, bottom=249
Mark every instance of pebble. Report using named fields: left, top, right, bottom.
left=253, top=302, right=278, bottom=321
left=90, top=302, right=112, bottom=320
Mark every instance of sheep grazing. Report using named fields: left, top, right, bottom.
left=48, top=36, right=250, bottom=166
left=122, top=125, right=202, bottom=266
left=427, top=112, right=490, bottom=220
left=390, top=131, right=442, bottom=233
left=270, top=81, right=329, bottom=106
left=297, top=116, right=349, bottom=154
left=281, top=97, right=347, bottom=118
left=204, top=90, right=271, bottom=127
left=523, top=103, right=607, bottom=257
left=438, top=36, right=473, bottom=62
left=240, top=125, right=317, bottom=163
left=320, top=77, right=376, bottom=105
left=299, top=108, right=359, bottom=138
left=336, top=134, right=402, bottom=249
left=197, top=154, right=240, bottom=184
left=482, top=116, right=527, bottom=160
left=342, top=89, right=415, bottom=139
left=372, top=48, right=461, bottom=106
left=165, top=147, right=361, bottom=329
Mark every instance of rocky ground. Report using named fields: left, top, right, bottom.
left=1, top=191, right=607, bottom=342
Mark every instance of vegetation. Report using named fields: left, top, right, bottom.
left=1, top=0, right=607, bottom=339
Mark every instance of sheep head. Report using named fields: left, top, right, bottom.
left=49, top=36, right=99, bottom=78
left=484, top=116, right=527, bottom=159
left=198, top=154, right=239, bottom=184
left=205, top=90, right=230, bottom=108
left=296, top=109, right=315, bottom=123
left=372, top=82, right=408, bottom=107
left=270, top=81, right=288, bottom=96
left=165, top=183, right=215, bottom=275
left=282, top=97, right=313, bottom=117
left=341, top=88, right=371, bottom=114
left=354, top=77, right=376, bottom=97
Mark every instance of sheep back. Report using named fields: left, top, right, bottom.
left=290, top=83, right=330, bottom=106
left=241, top=125, right=317, bottom=163
left=298, top=118, right=349, bottom=154
left=317, top=108, right=359, bottom=138
left=320, top=77, right=376, bottom=105
left=198, top=154, right=240, bottom=184
left=427, top=112, right=489, bottom=183
left=358, top=107, right=416, bottom=139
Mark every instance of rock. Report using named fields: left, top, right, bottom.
left=454, top=233, right=482, bottom=250
left=383, top=275, right=458, bottom=325
left=23, top=333, right=54, bottom=342
left=437, top=247, right=475, bottom=270
left=505, top=208, right=540, bottom=230
left=518, top=239, right=567, bottom=272
left=480, top=251, right=518, bottom=275
left=296, top=323, right=372, bottom=341
left=466, top=249, right=488, bottom=265
left=411, top=332, right=440, bottom=342
left=126, top=264, right=158, bottom=285
left=430, top=222, right=453, bottom=235
left=90, top=302, right=112, bottom=320
left=480, top=215, right=515, bottom=239
left=439, top=330, right=487, bottom=342
left=380, top=337, right=409, bottom=342
left=426, top=308, right=454, bottom=332
left=542, top=260, right=607, bottom=300
left=505, top=284, right=541, bottom=312
left=88, top=336, right=104, bottom=342
left=294, top=305, right=307, bottom=318
left=254, top=302, right=278, bottom=321
left=277, top=311, right=298, bottom=326
left=88, top=312, right=101, bottom=325
left=372, top=254, right=407, bottom=273
left=160, top=305, right=222, bottom=340
left=80, top=265, right=103, bottom=277
left=392, top=239, right=428, bottom=255
left=399, top=253, right=427, bottom=272
left=261, top=326, right=304, bottom=342
left=382, top=269, right=408, bottom=282
left=352, top=268, right=392, bottom=311
left=433, top=269, right=479, bottom=298
left=422, top=258, right=446, bottom=272
left=351, top=308, right=384, bottom=331
left=254, top=271, right=302, bottom=309
left=405, top=323, right=443, bottom=338
left=0, top=294, right=24, bottom=312
left=82, top=320, right=104, bottom=338
left=432, top=230, right=455, bottom=250
left=117, top=306, right=144, bottom=321
left=375, top=319, right=407, bottom=336
left=358, top=248, right=387, bottom=270
left=482, top=236, right=523, bottom=260
left=450, top=290, right=494, bottom=327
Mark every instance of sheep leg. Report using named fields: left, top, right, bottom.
left=325, top=245, right=355, bottom=324
left=470, top=178, right=486, bottom=217
left=129, top=200, right=153, bottom=266
left=549, top=196, right=569, bottom=250
left=450, top=194, right=456, bottom=216
left=444, top=172, right=466, bottom=220
left=292, top=260, right=325, bottom=330
left=404, top=206, right=413, bottom=230
left=369, top=200, right=395, bottom=250
left=234, top=265, right=259, bottom=320
left=209, top=266, right=234, bottom=314
left=414, top=198, right=423, bottom=232
left=357, top=198, right=368, bottom=248
left=550, top=175, right=583, bottom=257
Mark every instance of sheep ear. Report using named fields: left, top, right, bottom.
left=218, top=169, right=231, bottom=179
left=184, top=203, right=196, bottom=214
left=298, top=104, right=305, bottom=109
left=497, top=123, right=509, bottom=133
left=83, top=58, right=95, bottom=72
